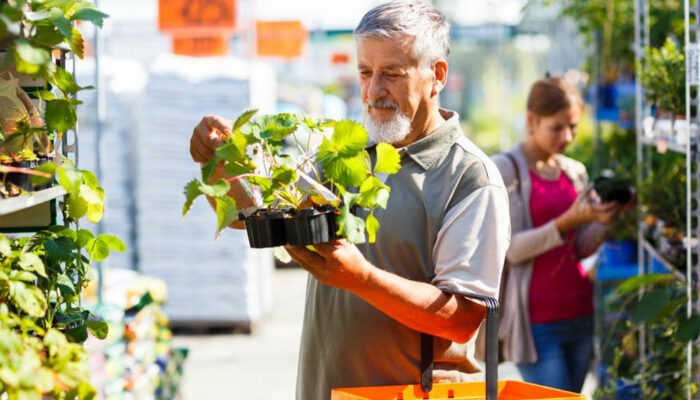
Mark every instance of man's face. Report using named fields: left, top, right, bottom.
left=357, top=36, right=435, bottom=144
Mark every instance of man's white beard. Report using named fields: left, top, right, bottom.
left=365, top=109, right=412, bottom=145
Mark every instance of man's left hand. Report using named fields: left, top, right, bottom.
left=286, top=240, right=373, bottom=292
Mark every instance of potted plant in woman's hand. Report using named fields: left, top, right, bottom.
left=183, top=110, right=402, bottom=249
left=0, top=114, right=54, bottom=196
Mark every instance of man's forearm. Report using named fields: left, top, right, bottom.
left=352, top=264, right=485, bottom=344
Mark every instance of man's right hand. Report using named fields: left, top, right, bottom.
left=190, top=115, right=232, bottom=164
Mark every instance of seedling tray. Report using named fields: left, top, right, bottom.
left=4, top=158, right=53, bottom=192
left=240, top=209, right=287, bottom=248
left=284, top=207, right=339, bottom=246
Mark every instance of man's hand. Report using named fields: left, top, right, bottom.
left=190, top=115, right=232, bottom=163
left=286, top=240, right=373, bottom=292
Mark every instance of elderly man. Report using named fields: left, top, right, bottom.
left=189, top=1, right=510, bottom=398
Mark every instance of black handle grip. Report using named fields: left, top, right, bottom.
left=419, top=286, right=499, bottom=400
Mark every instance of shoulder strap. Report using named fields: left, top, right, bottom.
left=504, top=153, right=521, bottom=193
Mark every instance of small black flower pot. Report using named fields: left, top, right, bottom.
left=240, top=208, right=288, bottom=248
left=4, top=157, right=53, bottom=192
left=284, top=207, right=339, bottom=246
left=594, top=176, right=632, bottom=204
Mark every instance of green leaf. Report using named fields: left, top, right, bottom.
left=617, top=273, right=676, bottom=295
left=30, top=161, right=57, bottom=186
left=271, top=165, right=297, bottom=187
left=76, top=229, right=94, bottom=248
left=57, top=273, right=76, bottom=296
left=69, top=27, right=84, bottom=58
left=202, top=159, right=217, bottom=182
left=232, top=109, right=258, bottom=132
left=10, top=270, right=37, bottom=282
left=57, top=163, right=82, bottom=193
left=183, top=179, right=202, bottom=216
left=215, top=197, right=238, bottom=237
left=79, top=183, right=104, bottom=205
left=96, top=234, right=125, bottom=252
left=70, top=7, right=108, bottom=27
left=53, top=66, right=86, bottom=95
left=10, top=282, right=47, bottom=318
left=258, top=114, right=298, bottom=142
left=201, top=179, right=230, bottom=197
left=66, top=324, right=88, bottom=343
left=216, top=131, right=248, bottom=162
left=358, top=175, right=391, bottom=209
left=44, top=237, right=74, bottom=263
left=81, top=169, right=99, bottom=187
left=86, top=238, right=110, bottom=262
left=50, top=16, right=72, bottom=38
left=224, top=162, right=252, bottom=177
left=678, top=315, right=700, bottom=342
left=34, top=23, right=64, bottom=47
left=337, top=192, right=365, bottom=244
left=13, top=39, right=51, bottom=70
left=87, top=203, right=104, bottom=223
left=86, top=320, right=109, bottom=340
left=330, top=120, right=368, bottom=156
left=0, top=235, right=11, bottom=256
left=320, top=148, right=370, bottom=187
left=374, top=142, right=401, bottom=174
left=45, top=98, right=77, bottom=132
left=631, top=288, right=671, bottom=324
left=366, top=212, right=379, bottom=243
left=18, top=253, right=46, bottom=277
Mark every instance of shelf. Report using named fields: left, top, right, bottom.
left=0, top=186, right=66, bottom=216
left=640, top=239, right=687, bottom=281
left=640, top=136, right=694, bottom=155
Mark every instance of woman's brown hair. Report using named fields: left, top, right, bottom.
left=526, top=76, right=584, bottom=117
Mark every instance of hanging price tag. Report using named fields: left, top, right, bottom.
left=687, top=43, right=700, bottom=85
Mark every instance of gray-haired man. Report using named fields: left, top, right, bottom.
left=189, top=1, right=510, bottom=399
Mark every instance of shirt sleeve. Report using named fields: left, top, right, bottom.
left=431, top=184, right=511, bottom=299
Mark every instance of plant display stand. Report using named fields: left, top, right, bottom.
left=633, top=1, right=700, bottom=398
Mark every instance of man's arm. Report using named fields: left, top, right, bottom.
left=287, top=241, right=485, bottom=344
left=190, top=115, right=257, bottom=229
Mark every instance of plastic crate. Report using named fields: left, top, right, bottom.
left=331, top=380, right=585, bottom=399
left=331, top=288, right=584, bottom=400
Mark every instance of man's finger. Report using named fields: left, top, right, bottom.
left=286, top=246, right=325, bottom=266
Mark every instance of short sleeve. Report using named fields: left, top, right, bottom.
left=431, top=184, right=510, bottom=299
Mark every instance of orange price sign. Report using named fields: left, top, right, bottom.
left=159, top=0, right=235, bottom=35
left=172, top=36, right=230, bottom=57
left=256, top=20, right=308, bottom=58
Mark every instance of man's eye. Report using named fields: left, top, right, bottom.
left=360, top=71, right=371, bottom=76
left=386, top=73, right=401, bottom=78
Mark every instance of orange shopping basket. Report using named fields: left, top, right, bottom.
left=331, top=287, right=585, bottom=400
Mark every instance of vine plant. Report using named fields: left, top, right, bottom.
left=0, top=2, right=121, bottom=399
left=183, top=110, right=402, bottom=244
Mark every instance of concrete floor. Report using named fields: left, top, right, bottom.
left=172, top=268, right=595, bottom=399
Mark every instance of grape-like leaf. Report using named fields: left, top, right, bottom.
left=97, top=234, right=126, bottom=252
left=10, top=282, right=47, bottom=318
left=374, top=142, right=401, bottom=174
left=52, top=66, right=85, bottom=95
left=70, top=7, right=109, bottom=28
left=69, top=27, right=84, bottom=58
left=320, top=149, right=370, bottom=188
left=631, top=288, right=671, bottom=324
left=678, top=315, right=700, bottom=342
left=202, top=159, right=217, bottom=182
left=86, top=237, right=110, bottom=262
left=50, top=16, right=72, bottom=39
left=86, top=320, right=109, bottom=340
left=259, top=114, right=298, bottom=142
left=366, top=212, right=379, bottom=243
left=330, top=120, right=368, bottom=157
left=358, top=175, right=391, bottom=209
left=337, top=192, right=365, bottom=244
left=215, top=197, right=238, bottom=238
left=272, top=165, right=297, bottom=187
left=45, top=98, right=77, bottom=132
left=19, top=253, right=46, bottom=277
left=233, top=109, right=258, bottom=132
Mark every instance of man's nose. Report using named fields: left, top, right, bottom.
left=367, top=74, right=388, bottom=100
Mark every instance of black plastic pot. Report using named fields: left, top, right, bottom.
left=240, top=209, right=288, bottom=249
left=284, top=207, right=339, bottom=246
left=4, top=157, right=53, bottom=192
left=594, top=176, right=632, bottom=204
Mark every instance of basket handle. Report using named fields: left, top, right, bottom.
left=419, top=287, right=499, bottom=400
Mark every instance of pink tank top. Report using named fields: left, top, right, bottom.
left=528, top=170, right=593, bottom=324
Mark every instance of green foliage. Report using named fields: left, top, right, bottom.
left=183, top=110, right=402, bottom=244
left=638, top=38, right=686, bottom=115
left=595, top=275, right=699, bottom=399
left=638, top=151, right=686, bottom=230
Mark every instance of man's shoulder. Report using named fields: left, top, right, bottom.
left=449, top=135, right=506, bottom=190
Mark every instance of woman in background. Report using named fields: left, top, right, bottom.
left=493, top=76, right=622, bottom=393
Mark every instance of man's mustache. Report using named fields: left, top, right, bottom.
left=368, top=99, right=399, bottom=109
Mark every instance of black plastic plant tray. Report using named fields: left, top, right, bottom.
left=284, top=208, right=339, bottom=246
left=241, top=209, right=288, bottom=249
left=4, top=158, right=53, bottom=192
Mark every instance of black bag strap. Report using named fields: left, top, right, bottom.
left=504, top=152, right=521, bottom=195
left=419, top=288, right=499, bottom=400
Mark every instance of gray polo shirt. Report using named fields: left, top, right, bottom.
left=296, top=110, right=510, bottom=399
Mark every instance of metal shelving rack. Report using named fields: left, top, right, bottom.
left=634, top=1, right=699, bottom=398
left=0, top=46, right=77, bottom=228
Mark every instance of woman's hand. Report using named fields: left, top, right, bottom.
left=556, top=186, right=622, bottom=235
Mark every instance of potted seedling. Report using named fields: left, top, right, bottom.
left=183, top=110, right=402, bottom=249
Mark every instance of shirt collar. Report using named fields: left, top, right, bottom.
left=404, top=109, right=462, bottom=170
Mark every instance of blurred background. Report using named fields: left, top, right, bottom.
left=70, top=0, right=595, bottom=398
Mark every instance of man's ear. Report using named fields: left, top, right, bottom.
left=431, top=60, right=448, bottom=97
